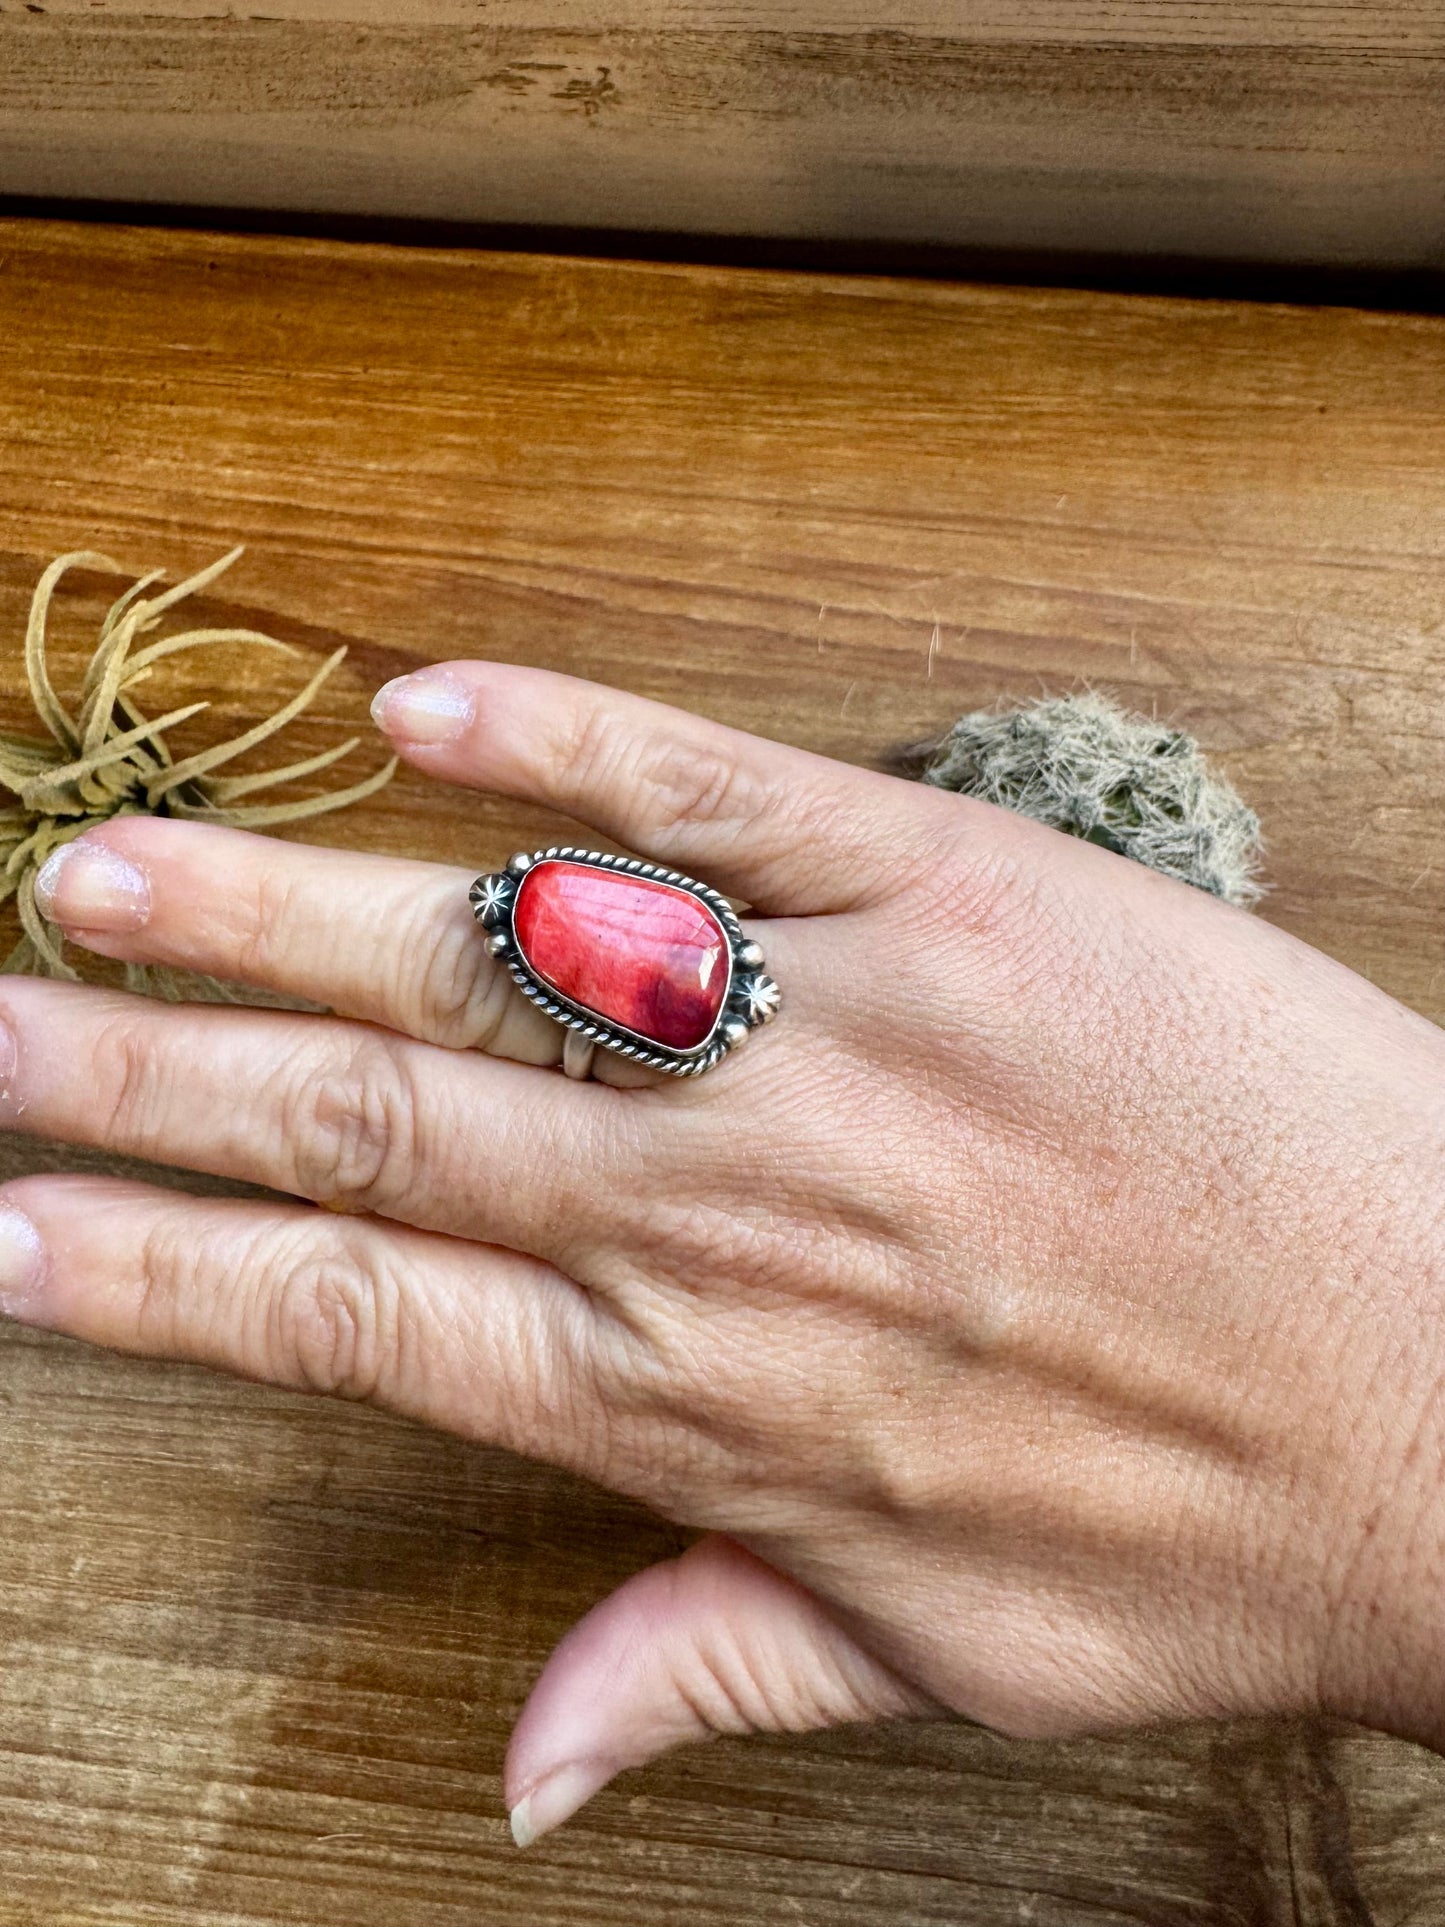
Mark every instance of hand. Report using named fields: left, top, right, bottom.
left=3, top=663, right=1444, bottom=1847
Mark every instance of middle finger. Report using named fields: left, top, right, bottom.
left=0, top=976, right=632, bottom=1261
left=34, top=816, right=575, bottom=1063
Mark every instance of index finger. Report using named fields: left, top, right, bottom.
left=370, top=663, right=939, bottom=915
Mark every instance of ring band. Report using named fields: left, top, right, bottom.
left=562, top=1030, right=597, bottom=1080
left=470, top=847, right=780, bottom=1078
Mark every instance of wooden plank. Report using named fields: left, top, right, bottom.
left=0, top=216, right=1443, bottom=1922
left=1, top=3, right=1442, bottom=265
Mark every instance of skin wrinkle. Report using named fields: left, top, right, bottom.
left=131, top=1200, right=195, bottom=1358
left=625, top=1282, right=1254, bottom=1579
left=744, top=1531, right=1137, bottom=1740
left=610, top=1167, right=908, bottom=1299
left=1316, top=1336, right=1445, bottom=1728
left=283, top=1028, right=425, bottom=1217
left=452, top=917, right=526, bottom=1050
left=673, top=1628, right=766, bottom=1738
left=96, top=994, right=188, bottom=1162
left=873, top=1491, right=1285, bottom=1735
left=881, top=796, right=1044, bottom=930
left=436, top=1254, right=611, bottom=1479
left=382, top=887, right=493, bottom=1046
left=891, top=812, right=1098, bottom=1000
left=232, top=860, right=315, bottom=998
left=546, top=692, right=867, bottom=913
left=599, top=1002, right=1358, bottom=1501
left=278, top=1244, right=393, bottom=1403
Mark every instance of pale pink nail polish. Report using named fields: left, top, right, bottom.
left=509, top=1759, right=617, bottom=1848
left=370, top=670, right=474, bottom=747
left=34, top=840, right=150, bottom=932
left=0, top=1204, right=45, bottom=1319
left=0, top=1017, right=18, bottom=1129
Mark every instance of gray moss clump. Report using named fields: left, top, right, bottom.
left=922, top=692, right=1263, bottom=909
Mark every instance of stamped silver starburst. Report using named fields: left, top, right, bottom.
left=740, top=974, right=781, bottom=1025
left=471, top=873, right=513, bottom=927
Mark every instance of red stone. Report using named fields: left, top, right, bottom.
left=513, top=860, right=729, bottom=1051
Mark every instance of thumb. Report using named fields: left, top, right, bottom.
left=504, top=1533, right=932, bottom=1847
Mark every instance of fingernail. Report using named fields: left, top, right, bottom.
left=0, top=1015, right=17, bottom=1125
left=509, top=1759, right=617, bottom=1849
left=0, top=1204, right=45, bottom=1320
left=370, top=670, right=473, bottom=747
left=34, top=840, right=150, bottom=932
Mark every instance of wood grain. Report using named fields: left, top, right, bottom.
left=1, top=3, right=1443, bottom=267
left=1, top=216, right=1444, bottom=1923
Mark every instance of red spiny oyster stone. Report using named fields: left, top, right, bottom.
left=513, top=860, right=730, bottom=1051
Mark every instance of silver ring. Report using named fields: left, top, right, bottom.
left=469, top=847, right=781, bottom=1079
left=562, top=1031, right=596, bottom=1080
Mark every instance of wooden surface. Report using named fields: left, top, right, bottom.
left=2, top=3, right=1444, bottom=268
left=2, top=218, right=1445, bottom=1924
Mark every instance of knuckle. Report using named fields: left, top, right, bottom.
left=131, top=1210, right=189, bottom=1349
left=559, top=699, right=759, bottom=843
left=273, top=1234, right=397, bottom=1401
left=99, top=1006, right=174, bottom=1151
left=632, top=738, right=750, bottom=838
left=904, top=817, right=1084, bottom=999
left=412, top=904, right=515, bottom=1050
left=231, top=863, right=304, bottom=985
left=284, top=1033, right=421, bottom=1214
left=553, top=696, right=632, bottom=811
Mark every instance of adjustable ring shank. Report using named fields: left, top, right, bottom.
left=562, top=1031, right=596, bottom=1080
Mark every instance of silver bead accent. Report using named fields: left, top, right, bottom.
left=487, top=930, right=510, bottom=956
left=720, top=1016, right=750, bottom=1050
left=736, top=939, right=765, bottom=970
left=506, top=851, right=534, bottom=877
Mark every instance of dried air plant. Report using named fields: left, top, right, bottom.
left=0, top=547, right=395, bottom=995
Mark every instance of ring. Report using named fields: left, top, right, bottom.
left=469, top=847, right=781, bottom=1077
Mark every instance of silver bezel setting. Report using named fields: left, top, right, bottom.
left=469, top=847, right=779, bottom=1077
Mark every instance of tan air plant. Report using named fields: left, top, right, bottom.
left=0, top=547, right=394, bottom=995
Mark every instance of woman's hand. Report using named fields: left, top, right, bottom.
left=3, top=662, right=1444, bottom=1845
